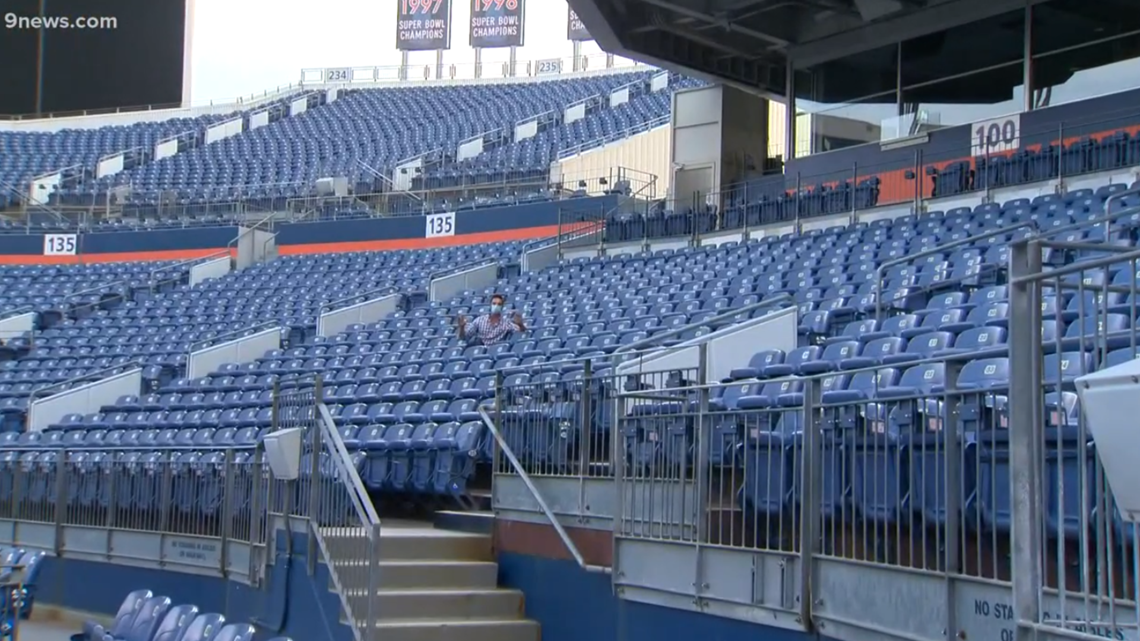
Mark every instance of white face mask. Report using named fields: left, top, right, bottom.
left=490, top=303, right=503, bottom=314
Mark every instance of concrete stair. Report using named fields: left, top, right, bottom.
left=322, top=522, right=539, bottom=641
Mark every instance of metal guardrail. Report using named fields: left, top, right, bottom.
left=277, top=382, right=380, bottom=641
left=477, top=405, right=610, bottom=575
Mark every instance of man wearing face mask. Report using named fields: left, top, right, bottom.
left=456, top=293, right=526, bottom=346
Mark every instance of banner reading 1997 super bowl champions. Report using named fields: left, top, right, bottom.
left=567, top=6, right=592, bottom=41
left=469, top=0, right=525, bottom=48
left=396, top=0, right=453, bottom=51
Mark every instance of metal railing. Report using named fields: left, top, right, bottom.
left=556, top=115, right=669, bottom=160
left=1007, top=233, right=1140, bottom=641
left=717, top=102, right=1140, bottom=233
left=274, top=383, right=380, bottom=641
left=299, top=54, right=646, bottom=87
left=481, top=205, right=1140, bottom=640
left=478, top=405, right=610, bottom=574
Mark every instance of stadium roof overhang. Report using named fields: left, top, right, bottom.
left=570, top=0, right=1052, bottom=99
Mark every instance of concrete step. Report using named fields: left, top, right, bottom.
left=370, top=589, right=525, bottom=621
left=433, top=510, right=494, bottom=535
left=379, top=530, right=493, bottom=562
left=322, top=526, right=493, bottom=562
left=330, top=560, right=500, bottom=591
left=373, top=619, right=540, bottom=641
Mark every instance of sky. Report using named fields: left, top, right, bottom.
left=186, top=0, right=625, bottom=104
left=185, top=0, right=1139, bottom=134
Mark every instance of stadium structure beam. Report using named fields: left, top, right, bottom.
left=639, top=0, right=791, bottom=47
left=788, top=0, right=1050, bottom=68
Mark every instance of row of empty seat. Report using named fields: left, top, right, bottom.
left=76, top=590, right=282, bottom=641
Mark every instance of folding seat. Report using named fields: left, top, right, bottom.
left=726, top=350, right=784, bottom=381
left=429, top=421, right=482, bottom=496
left=799, top=341, right=860, bottom=375
left=113, top=595, right=172, bottom=641
left=847, top=363, right=946, bottom=525
left=762, top=346, right=821, bottom=378
left=107, top=395, right=142, bottom=413
left=177, top=614, right=225, bottom=641
left=358, top=424, right=409, bottom=491
left=327, top=384, right=356, bottom=405
left=81, top=589, right=152, bottom=641
left=882, top=331, right=952, bottom=366
left=1042, top=351, right=1094, bottom=388
left=377, top=382, right=404, bottom=403
left=1062, top=313, right=1133, bottom=350
left=836, top=337, right=904, bottom=371
left=212, top=624, right=255, bottom=641
left=48, top=413, right=86, bottom=432
left=940, top=326, right=1006, bottom=356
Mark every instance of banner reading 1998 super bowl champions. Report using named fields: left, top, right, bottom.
left=469, top=0, right=525, bottom=48
left=567, top=6, right=592, bottom=41
left=396, top=0, right=453, bottom=51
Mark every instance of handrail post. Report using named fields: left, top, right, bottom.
left=219, top=448, right=236, bottom=578
left=798, top=375, right=823, bottom=631
left=576, top=359, right=593, bottom=515
left=691, top=343, right=711, bottom=598
left=248, top=447, right=266, bottom=587
left=52, top=450, right=67, bottom=557
left=306, top=376, right=323, bottom=576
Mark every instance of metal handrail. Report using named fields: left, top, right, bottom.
left=311, top=401, right=380, bottom=641
left=427, top=256, right=501, bottom=284
left=26, top=361, right=142, bottom=405
left=318, top=287, right=400, bottom=315
left=556, top=115, right=669, bottom=160
left=871, top=189, right=1140, bottom=321
left=146, top=249, right=232, bottom=288
left=317, top=404, right=381, bottom=525
left=187, top=320, right=280, bottom=355
left=615, top=293, right=794, bottom=356
left=477, top=405, right=610, bottom=574
left=871, top=220, right=1039, bottom=322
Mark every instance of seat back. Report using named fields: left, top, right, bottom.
left=180, top=613, right=226, bottom=641
left=151, top=606, right=200, bottom=641
left=123, top=596, right=173, bottom=641
left=110, top=590, right=155, bottom=638
left=212, top=623, right=256, bottom=641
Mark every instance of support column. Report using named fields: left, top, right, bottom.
left=784, top=57, right=797, bottom=161
left=474, top=47, right=482, bottom=79
left=1023, top=3, right=1034, bottom=111
left=1009, top=239, right=1044, bottom=641
left=896, top=42, right=904, bottom=116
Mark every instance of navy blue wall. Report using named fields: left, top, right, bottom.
left=35, top=533, right=352, bottom=641
left=785, top=86, right=1140, bottom=202
left=0, top=196, right=619, bottom=263
left=498, top=552, right=820, bottom=641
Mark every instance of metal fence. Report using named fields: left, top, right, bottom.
left=274, top=382, right=380, bottom=641
left=0, top=380, right=379, bottom=641
left=0, top=445, right=262, bottom=542
left=1008, top=237, right=1140, bottom=641
left=487, top=310, right=1138, bottom=640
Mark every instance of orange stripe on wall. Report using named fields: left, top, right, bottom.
left=0, top=225, right=565, bottom=265
left=0, top=248, right=235, bottom=265
left=276, top=224, right=563, bottom=256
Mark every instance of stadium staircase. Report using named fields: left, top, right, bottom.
left=324, top=525, right=537, bottom=641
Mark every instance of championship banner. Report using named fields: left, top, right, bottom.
left=567, top=6, right=592, bottom=41
left=470, top=0, right=525, bottom=48
left=396, top=0, right=453, bottom=51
